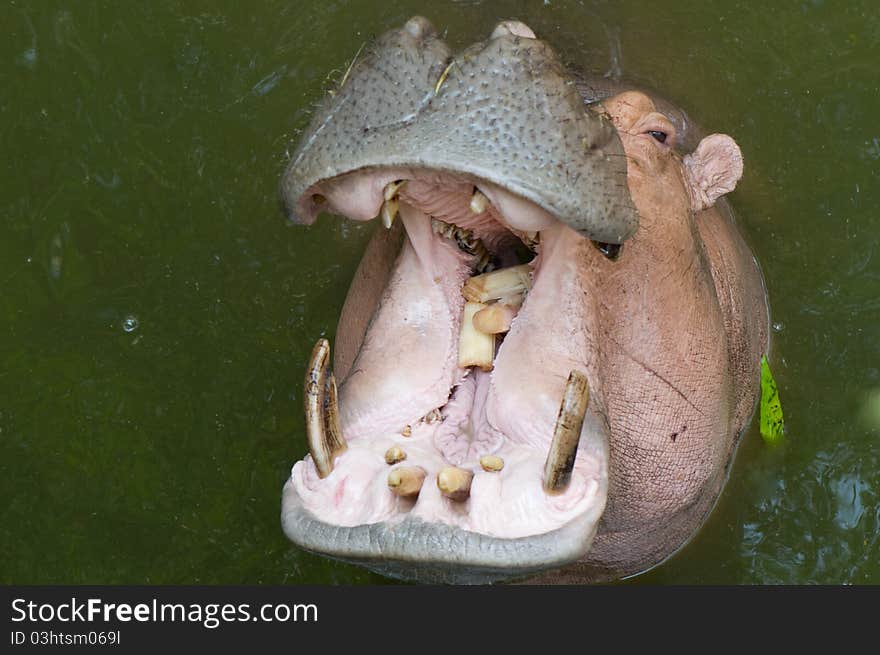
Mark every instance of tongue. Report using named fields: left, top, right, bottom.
left=435, top=369, right=504, bottom=465
left=337, top=203, right=471, bottom=440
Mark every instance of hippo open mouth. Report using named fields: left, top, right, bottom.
left=278, top=16, right=767, bottom=584
left=278, top=18, right=639, bottom=584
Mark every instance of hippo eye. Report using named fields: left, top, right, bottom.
left=648, top=130, right=667, bottom=143
left=592, top=240, right=622, bottom=261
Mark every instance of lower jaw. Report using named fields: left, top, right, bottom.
left=289, top=407, right=606, bottom=536
left=282, top=472, right=606, bottom=584
left=283, top=191, right=608, bottom=575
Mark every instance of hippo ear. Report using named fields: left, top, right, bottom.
left=683, top=134, right=743, bottom=211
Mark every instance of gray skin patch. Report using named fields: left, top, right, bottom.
left=281, top=477, right=601, bottom=584
left=281, top=16, right=638, bottom=244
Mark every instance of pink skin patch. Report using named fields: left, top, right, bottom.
left=290, top=169, right=608, bottom=540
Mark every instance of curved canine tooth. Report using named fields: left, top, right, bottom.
left=387, top=466, right=427, bottom=497
left=470, top=189, right=489, bottom=214
left=543, top=371, right=590, bottom=494
left=437, top=466, right=474, bottom=501
left=323, top=371, right=348, bottom=460
left=304, top=339, right=333, bottom=478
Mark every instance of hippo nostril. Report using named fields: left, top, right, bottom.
left=490, top=20, right=537, bottom=40
left=403, top=16, right=436, bottom=40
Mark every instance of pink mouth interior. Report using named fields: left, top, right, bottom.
left=290, top=169, right=608, bottom=539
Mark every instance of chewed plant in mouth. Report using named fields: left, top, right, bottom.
left=278, top=17, right=769, bottom=584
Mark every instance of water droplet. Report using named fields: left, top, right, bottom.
left=122, top=315, right=139, bottom=333
left=772, top=322, right=785, bottom=333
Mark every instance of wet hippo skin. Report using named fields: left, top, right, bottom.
left=278, top=17, right=769, bottom=584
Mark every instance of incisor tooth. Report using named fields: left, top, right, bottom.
left=380, top=197, right=399, bottom=229
left=458, top=301, right=495, bottom=370
left=437, top=466, right=474, bottom=501
left=387, top=466, right=427, bottom=497
left=470, top=189, right=489, bottom=214
left=473, top=303, right=517, bottom=335
left=543, top=371, right=590, bottom=494
left=480, top=455, right=504, bottom=472
left=384, top=180, right=406, bottom=201
left=385, top=446, right=407, bottom=465
left=462, top=264, right=532, bottom=303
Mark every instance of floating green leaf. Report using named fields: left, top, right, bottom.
left=760, top=355, right=785, bottom=444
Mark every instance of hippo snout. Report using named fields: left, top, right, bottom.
left=281, top=15, right=639, bottom=245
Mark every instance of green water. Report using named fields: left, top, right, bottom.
left=1, top=0, right=877, bottom=584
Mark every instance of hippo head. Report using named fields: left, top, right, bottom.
left=279, top=18, right=768, bottom=584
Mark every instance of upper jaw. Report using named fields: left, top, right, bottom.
left=280, top=15, right=638, bottom=244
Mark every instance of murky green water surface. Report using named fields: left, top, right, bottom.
left=2, top=0, right=877, bottom=584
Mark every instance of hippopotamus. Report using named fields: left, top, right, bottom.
left=278, top=17, right=769, bottom=584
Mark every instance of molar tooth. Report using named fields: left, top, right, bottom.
left=458, top=301, right=495, bottom=371
left=480, top=455, right=505, bottom=472
left=462, top=264, right=532, bottom=303
left=384, top=446, right=407, bottom=465
left=543, top=371, right=590, bottom=494
left=475, top=250, right=493, bottom=274
left=469, top=189, right=489, bottom=214
left=387, top=466, right=427, bottom=497
left=437, top=466, right=474, bottom=501
left=304, top=338, right=347, bottom=478
left=512, top=229, right=540, bottom=251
